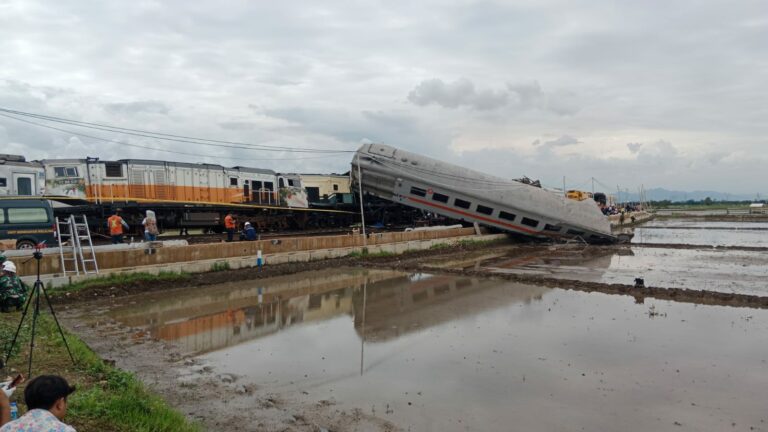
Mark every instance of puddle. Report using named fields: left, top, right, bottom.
left=69, top=267, right=768, bottom=431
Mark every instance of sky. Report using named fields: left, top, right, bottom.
left=0, top=0, right=766, bottom=195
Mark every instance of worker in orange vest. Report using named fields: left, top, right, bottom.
left=107, top=211, right=129, bottom=244
left=224, top=212, right=237, bottom=242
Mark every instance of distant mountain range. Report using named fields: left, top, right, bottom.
left=616, top=188, right=762, bottom=202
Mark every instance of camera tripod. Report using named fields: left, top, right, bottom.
left=3, top=249, right=75, bottom=376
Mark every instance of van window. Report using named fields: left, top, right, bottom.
left=8, top=207, right=49, bottom=223
left=54, top=167, right=78, bottom=177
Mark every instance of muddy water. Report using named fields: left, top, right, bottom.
left=71, top=267, right=768, bottom=432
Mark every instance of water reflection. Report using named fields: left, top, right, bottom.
left=107, top=269, right=550, bottom=356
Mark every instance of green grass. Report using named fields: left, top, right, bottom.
left=210, top=261, right=231, bottom=272
left=50, top=271, right=190, bottom=296
left=1, top=312, right=200, bottom=432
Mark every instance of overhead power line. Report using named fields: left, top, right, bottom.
left=0, top=107, right=355, bottom=155
left=0, top=112, right=347, bottom=162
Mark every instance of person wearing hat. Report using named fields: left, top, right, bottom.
left=240, top=221, right=257, bottom=241
left=0, top=375, right=77, bottom=431
left=0, top=261, right=28, bottom=313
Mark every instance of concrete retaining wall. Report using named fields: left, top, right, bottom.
left=28, top=232, right=506, bottom=288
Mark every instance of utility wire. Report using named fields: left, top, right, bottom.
left=0, top=112, right=345, bottom=162
left=0, top=107, right=354, bottom=154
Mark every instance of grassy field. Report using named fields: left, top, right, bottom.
left=0, top=310, right=200, bottom=431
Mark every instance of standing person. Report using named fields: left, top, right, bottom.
left=107, top=211, right=129, bottom=244
left=0, top=375, right=77, bottom=431
left=224, top=212, right=236, bottom=242
left=141, top=210, right=159, bottom=242
left=0, top=261, right=29, bottom=313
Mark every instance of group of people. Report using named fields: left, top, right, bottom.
left=0, top=375, right=76, bottom=431
left=224, top=213, right=257, bottom=242
left=106, top=210, right=159, bottom=244
left=0, top=255, right=28, bottom=313
left=600, top=203, right=642, bottom=216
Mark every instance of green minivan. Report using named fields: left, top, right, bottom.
left=0, top=198, right=57, bottom=249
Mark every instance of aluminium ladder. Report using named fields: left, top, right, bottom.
left=56, top=215, right=99, bottom=276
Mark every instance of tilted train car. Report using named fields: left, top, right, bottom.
left=352, top=143, right=616, bottom=243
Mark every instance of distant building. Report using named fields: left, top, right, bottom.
left=749, top=203, right=766, bottom=214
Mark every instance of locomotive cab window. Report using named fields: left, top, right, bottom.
left=287, top=179, right=295, bottom=186
left=264, top=181, right=274, bottom=191
left=54, top=167, right=78, bottom=177
left=253, top=181, right=263, bottom=189
left=521, top=217, right=539, bottom=228
left=454, top=198, right=471, bottom=209
left=104, top=163, right=123, bottom=177
left=410, top=186, right=427, bottom=197
left=432, top=192, right=449, bottom=203
left=0, top=178, right=6, bottom=188
left=230, top=177, right=238, bottom=186
left=476, top=205, right=493, bottom=215
left=278, top=178, right=285, bottom=188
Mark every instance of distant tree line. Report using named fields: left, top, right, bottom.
left=650, top=198, right=766, bottom=208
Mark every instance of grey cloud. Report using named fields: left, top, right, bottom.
left=627, top=143, right=643, bottom=154
left=408, top=78, right=508, bottom=111
left=104, top=101, right=170, bottom=115
left=219, top=122, right=256, bottom=131
left=544, top=135, right=580, bottom=147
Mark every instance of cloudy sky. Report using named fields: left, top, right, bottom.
left=1, top=0, right=766, bottom=195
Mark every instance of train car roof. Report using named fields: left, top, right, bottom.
left=231, top=166, right=275, bottom=175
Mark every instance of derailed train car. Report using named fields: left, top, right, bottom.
left=352, top=143, right=616, bottom=243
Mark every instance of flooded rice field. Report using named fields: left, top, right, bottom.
left=62, top=218, right=768, bottom=431
left=632, top=219, right=768, bottom=247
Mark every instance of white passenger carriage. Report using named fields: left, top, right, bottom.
left=0, top=154, right=45, bottom=196
left=352, top=144, right=615, bottom=243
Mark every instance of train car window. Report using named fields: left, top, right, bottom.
left=544, top=224, right=562, bottom=232
left=0, top=178, right=6, bottom=188
left=264, top=181, right=274, bottom=191
left=105, top=163, right=123, bottom=177
left=230, top=177, right=238, bottom=186
left=454, top=198, right=471, bottom=209
left=476, top=205, right=493, bottom=215
left=54, top=167, right=78, bottom=177
left=566, top=229, right=585, bottom=236
left=499, top=211, right=516, bottom=221
left=521, top=217, right=539, bottom=227
left=288, top=179, right=295, bottom=186
left=432, top=192, right=449, bottom=203
left=8, top=208, right=49, bottom=224
left=410, top=186, right=427, bottom=197
left=333, top=184, right=339, bottom=191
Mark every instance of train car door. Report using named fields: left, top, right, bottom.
left=12, top=173, right=36, bottom=195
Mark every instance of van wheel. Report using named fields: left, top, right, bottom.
left=16, top=240, right=36, bottom=250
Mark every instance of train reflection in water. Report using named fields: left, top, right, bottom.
left=107, top=268, right=550, bottom=355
